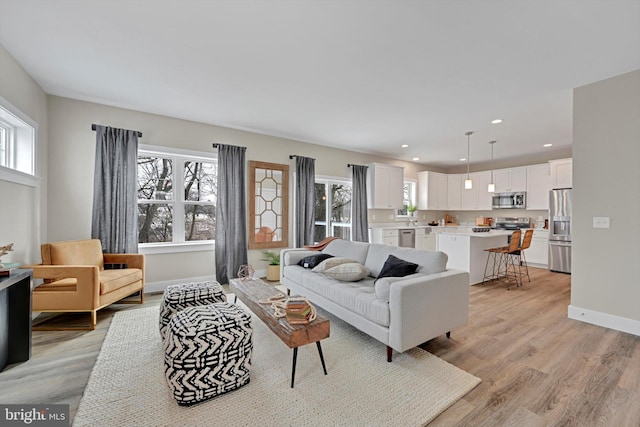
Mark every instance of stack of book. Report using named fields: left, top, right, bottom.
left=0, top=262, right=20, bottom=277
left=285, top=299, right=313, bottom=325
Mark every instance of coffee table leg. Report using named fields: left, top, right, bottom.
left=316, top=341, right=328, bottom=375
left=291, top=347, right=298, bottom=388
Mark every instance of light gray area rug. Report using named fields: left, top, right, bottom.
left=74, top=304, right=480, bottom=427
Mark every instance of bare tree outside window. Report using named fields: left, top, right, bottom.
left=138, top=156, right=173, bottom=243
left=314, top=180, right=352, bottom=243
left=184, top=161, right=216, bottom=241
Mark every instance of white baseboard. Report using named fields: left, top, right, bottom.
left=144, top=271, right=269, bottom=294
left=568, top=305, right=640, bottom=336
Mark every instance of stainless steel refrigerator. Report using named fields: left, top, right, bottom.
left=549, top=188, right=572, bottom=273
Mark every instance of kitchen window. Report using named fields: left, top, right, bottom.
left=137, top=145, right=217, bottom=251
left=396, top=180, right=417, bottom=217
left=314, top=178, right=352, bottom=243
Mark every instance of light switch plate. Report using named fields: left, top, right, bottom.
left=593, top=217, right=610, bottom=228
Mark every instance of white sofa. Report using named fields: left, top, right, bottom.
left=280, top=239, right=470, bottom=361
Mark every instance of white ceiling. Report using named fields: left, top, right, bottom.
left=1, top=0, right=639, bottom=168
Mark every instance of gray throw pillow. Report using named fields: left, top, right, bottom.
left=323, top=263, right=370, bottom=282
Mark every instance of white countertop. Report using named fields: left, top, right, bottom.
left=435, top=229, right=512, bottom=238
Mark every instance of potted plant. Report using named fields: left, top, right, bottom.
left=261, top=250, right=281, bottom=282
left=407, top=204, right=418, bottom=217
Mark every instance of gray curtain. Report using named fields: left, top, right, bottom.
left=295, top=156, right=315, bottom=247
left=91, top=125, right=139, bottom=253
left=351, top=165, right=369, bottom=242
left=215, top=144, right=248, bottom=284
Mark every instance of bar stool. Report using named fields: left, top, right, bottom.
left=513, top=229, right=533, bottom=283
left=501, top=230, right=524, bottom=289
left=482, top=230, right=522, bottom=288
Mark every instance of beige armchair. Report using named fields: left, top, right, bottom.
left=28, top=239, right=145, bottom=330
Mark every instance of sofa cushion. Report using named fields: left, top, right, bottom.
left=391, top=247, right=448, bottom=275
left=100, top=268, right=143, bottom=294
left=376, top=255, right=419, bottom=282
left=322, top=240, right=370, bottom=265
left=299, top=272, right=390, bottom=326
left=298, top=253, right=334, bottom=269
left=312, top=257, right=356, bottom=273
left=364, top=244, right=396, bottom=277
left=322, top=263, right=369, bottom=282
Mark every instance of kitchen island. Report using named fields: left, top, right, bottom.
left=436, top=230, right=510, bottom=285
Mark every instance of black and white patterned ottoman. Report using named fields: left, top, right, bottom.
left=164, top=303, right=253, bottom=406
left=159, top=281, right=226, bottom=340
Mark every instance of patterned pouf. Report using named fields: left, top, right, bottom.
left=164, top=303, right=253, bottom=406
left=159, top=281, right=226, bottom=340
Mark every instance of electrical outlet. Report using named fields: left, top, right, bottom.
left=388, top=214, right=394, bottom=220
left=372, top=214, right=376, bottom=220
left=593, top=217, right=610, bottom=228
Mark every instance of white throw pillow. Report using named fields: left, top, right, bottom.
left=312, top=257, right=356, bottom=273
left=322, top=263, right=370, bottom=282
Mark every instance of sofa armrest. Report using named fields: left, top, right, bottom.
left=27, top=264, right=101, bottom=308
left=388, top=269, right=469, bottom=352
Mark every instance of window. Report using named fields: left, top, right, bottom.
left=137, top=146, right=216, bottom=246
left=314, top=178, right=352, bottom=243
left=396, top=180, right=417, bottom=217
left=0, top=96, right=36, bottom=182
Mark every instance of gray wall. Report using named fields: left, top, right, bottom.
left=0, top=45, right=48, bottom=264
left=46, top=96, right=424, bottom=286
left=572, top=70, right=640, bottom=330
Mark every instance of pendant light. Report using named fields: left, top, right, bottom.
left=464, top=131, right=473, bottom=189
left=488, top=140, right=496, bottom=193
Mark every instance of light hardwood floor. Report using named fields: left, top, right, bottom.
left=0, top=268, right=638, bottom=426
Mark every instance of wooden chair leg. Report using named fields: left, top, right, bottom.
left=32, top=311, right=97, bottom=331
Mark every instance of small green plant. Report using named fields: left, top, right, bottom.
left=261, top=250, right=280, bottom=265
left=407, top=204, right=417, bottom=213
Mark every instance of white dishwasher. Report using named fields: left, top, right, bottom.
left=398, top=229, right=416, bottom=248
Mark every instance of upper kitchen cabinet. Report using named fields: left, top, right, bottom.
left=417, top=171, right=448, bottom=210
left=549, top=158, right=572, bottom=189
left=460, top=171, right=492, bottom=210
left=494, top=167, right=527, bottom=193
left=367, top=163, right=404, bottom=209
left=447, top=174, right=462, bottom=210
left=526, top=163, right=550, bottom=210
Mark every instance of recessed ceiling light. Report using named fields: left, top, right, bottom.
left=401, top=144, right=409, bottom=148
left=459, top=158, right=466, bottom=162
left=543, top=143, right=553, bottom=147
left=491, top=119, right=503, bottom=124
left=412, top=157, right=420, bottom=161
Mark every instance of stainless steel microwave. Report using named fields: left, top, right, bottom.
left=492, top=192, right=526, bottom=209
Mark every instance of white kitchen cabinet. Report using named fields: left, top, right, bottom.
left=522, top=229, right=549, bottom=267
left=367, top=163, right=404, bottom=209
left=369, top=228, right=399, bottom=246
left=494, top=167, right=527, bottom=193
left=461, top=171, right=492, bottom=210
left=417, top=171, right=448, bottom=210
left=415, top=233, right=436, bottom=251
left=447, top=174, right=462, bottom=210
left=526, top=164, right=550, bottom=210
left=549, top=158, right=572, bottom=189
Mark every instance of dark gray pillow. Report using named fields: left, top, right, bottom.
left=376, top=254, right=419, bottom=282
left=298, top=253, right=334, bottom=269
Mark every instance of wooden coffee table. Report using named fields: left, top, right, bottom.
left=229, top=277, right=330, bottom=388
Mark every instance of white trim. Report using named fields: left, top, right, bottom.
left=139, top=144, right=216, bottom=161
left=568, top=305, right=640, bottom=336
left=0, top=165, right=40, bottom=187
left=139, top=241, right=215, bottom=255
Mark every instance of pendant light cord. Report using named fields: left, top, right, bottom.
left=465, top=131, right=473, bottom=179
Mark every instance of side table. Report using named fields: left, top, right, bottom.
left=0, top=269, right=33, bottom=371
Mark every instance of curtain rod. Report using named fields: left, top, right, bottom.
left=212, top=143, right=247, bottom=149
left=289, top=155, right=316, bottom=160
left=347, top=164, right=368, bottom=168
left=91, top=124, right=142, bottom=137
